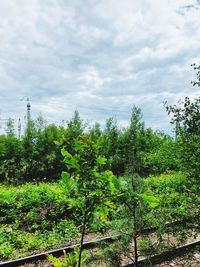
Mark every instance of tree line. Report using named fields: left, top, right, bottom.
left=0, top=64, right=199, bottom=184
left=0, top=106, right=183, bottom=184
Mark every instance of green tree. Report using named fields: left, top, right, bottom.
left=5, top=118, right=15, bottom=136
left=0, top=119, right=21, bottom=183
left=21, top=119, right=38, bottom=181
left=165, top=96, right=200, bottom=179
left=101, top=117, right=121, bottom=174
left=33, top=123, right=63, bottom=181
left=61, top=135, right=121, bottom=267
left=102, top=174, right=159, bottom=267
left=66, top=110, right=85, bottom=139
left=124, top=106, right=147, bottom=176
left=144, top=132, right=181, bottom=174
left=165, top=64, right=200, bottom=179
left=88, top=122, right=101, bottom=142
left=191, top=63, right=200, bottom=87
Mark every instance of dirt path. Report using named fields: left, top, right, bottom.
left=155, top=252, right=200, bottom=267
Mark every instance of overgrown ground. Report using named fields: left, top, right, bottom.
left=1, top=171, right=199, bottom=261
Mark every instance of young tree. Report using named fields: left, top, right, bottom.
left=88, top=122, right=101, bottom=142
left=119, top=152, right=160, bottom=266
left=5, top=118, right=15, bottom=136
left=165, top=96, right=200, bottom=179
left=66, top=110, right=85, bottom=139
left=61, top=134, right=121, bottom=267
left=22, top=119, right=38, bottom=181
left=0, top=118, right=24, bottom=183
left=123, top=106, right=147, bottom=176
left=165, top=64, right=200, bottom=179
left=144, top=132, right=182, bottom=175
left=34, top=123, right=63, bottom=181
left=101, top=117, right=121, bottom=175
left=0, top=133, right=23, bottom=184
left=102, top=174, right=159, bottom=267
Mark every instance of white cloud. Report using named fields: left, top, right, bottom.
left=78, top=65, right=112, bottom=90
left=76, top=25, right=109, bottom=45
left=0, top=0, right=200, bottom=135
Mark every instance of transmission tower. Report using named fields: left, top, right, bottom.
left=27, top=98, right=31, bottom=122
left=20, top=97, right=31, bottom=124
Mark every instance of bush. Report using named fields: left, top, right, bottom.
left=0, top=183, right=78, bottom=259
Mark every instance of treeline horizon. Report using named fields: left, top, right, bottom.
left=0, top=105, right=183, bottom=184
left=0, top=107, right=172, bottom=137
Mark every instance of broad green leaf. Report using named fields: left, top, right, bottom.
left=97, top=156, right=107, bottom=165
left=104, top=201, right=116, bottom=209
left=74, top=139, right=84, bottom=153
left=138, top=193, right=159, bottom=208
left=97, top=206, right=109, bottom=222
left=61, top=148, right=71, bottom=158
left=47, top=254, right=63, bottom=267
left=111, top=176, right=121, bottom=191
left=54, top=140, right=62, bottom=146
left=61, top=171, right=70, bottom=187
left=67, top=157, right=80, bottom=170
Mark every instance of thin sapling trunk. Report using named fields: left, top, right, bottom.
left=78, top=212, right=87, bottom=267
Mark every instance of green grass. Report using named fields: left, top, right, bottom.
left=145, top=172, right=199, bottom=228
left=0, top=183, right=78, bottom=259
left=0, top=172, right=199, bottom=260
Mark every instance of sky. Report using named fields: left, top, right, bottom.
left=0, top=0, right=200, bottom=135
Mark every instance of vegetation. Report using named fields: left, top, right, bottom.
left=0, top=65, right=199, bottom=265
left=48, top=248, right=90, bottom=267
left=1, top=171, right=199, bottom=262
left=60, top=135, right=121, bottom=267
left=0, top=183, right=78, bottom=259
left=0, top=107, right=181, bottom=184
left=165, top=96, right=200, bottom=180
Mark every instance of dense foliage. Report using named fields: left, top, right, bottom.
left=0, top=183, right=78, bottom=258
left=1, top=172, right=199, bottom=261
left=61, top=135, right=122, bottom=266
left=0, top=108, right=181, bottom=184
left=0, top=65, right=199, bottom=266
left=166, top=96, right=200, bottom=179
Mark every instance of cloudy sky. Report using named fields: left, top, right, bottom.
left=0, top=0, right=200, bottom=135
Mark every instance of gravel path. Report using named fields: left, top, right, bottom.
left=155, top=252, right=200, bottom=267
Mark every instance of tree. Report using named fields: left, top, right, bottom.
left=165, top=96, right=200, bottom=137
left=66, top=110, right=85, bottom=139
left=61, top=135, right=121, bottom=267
left=191, top=63, right=200, bottom=87
left=165, top=96, right=200, bottom=179
left=88, top=122, right=101, bottom=142
left=5, top=118, right=15, bottom=137
left=124, top=106, right=148, bottom=176
left=22, top=119, right=38, bottom=181
left=102, top=174, right=159, bottom=267
left=0, top=134, right=23, bottom=184
left=101, top=117, right=121, bottom=175
left=164, top=64, right=200, bottom=179
left=144, top=132, right=182, bottom=175
left=33, top=123, right=63, bottom=182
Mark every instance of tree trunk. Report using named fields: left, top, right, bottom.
left=134, top=235, right=138, bottom=267
left=78, top=213, right=87, bottom=267
left=133, top=201, right=138, bottom=267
